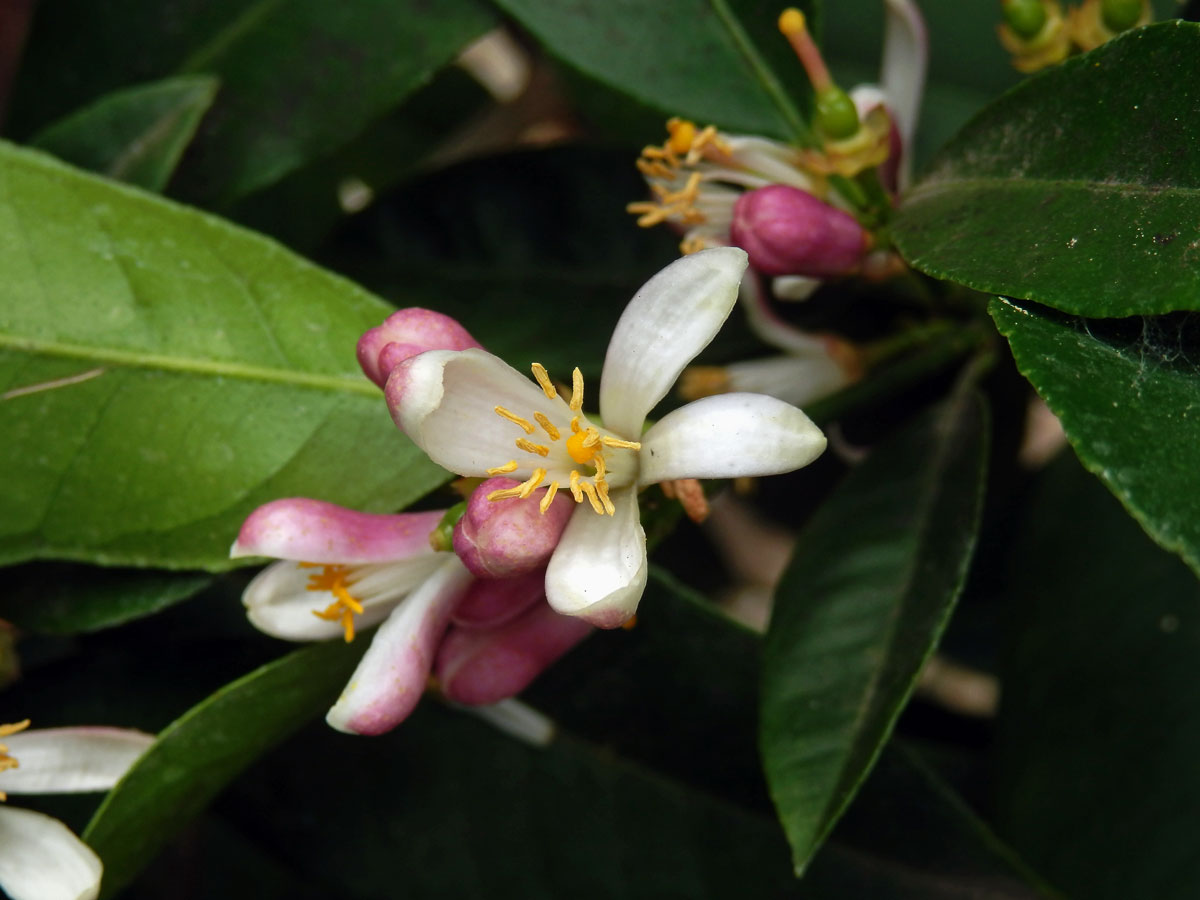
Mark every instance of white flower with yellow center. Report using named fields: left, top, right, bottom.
left=386, top=248, right=827, bottom=627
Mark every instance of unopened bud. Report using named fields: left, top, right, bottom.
left=453, top=477, right=574, bottom=578
left=1003, top=0, right=1048, bottom=38
left=357, top=308, right=482, bottom=389
left=1100, top=0, right=1142, bottom=32
left=731, top=185, right=870, bottom=278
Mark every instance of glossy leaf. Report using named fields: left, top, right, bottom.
left=0, top=141, right=444, bottom=570
left=996, top=453, right=1200, bottom=899
left=761, top=385, right=989, bottom=872
left=992, top=297, right=1200, bottom=578
left=83, top=640, right=362, bottom=899
left=10, top=0, right=496, bottom=204
left=30, top=76, right=218, bottom=192
left=0, top=564, right=213, bottom=634
left=894, top=22, right=1200, bottom=317
left=491, top=0, right=818, bottom=141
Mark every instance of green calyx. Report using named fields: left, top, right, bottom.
left=1101, top=0, right=1142, bottom=32
left=816, top=87, right=860, bottom=141
left=430, top=501, right=466, bottom=552
left=1003, top=0, right=1047, bottom=39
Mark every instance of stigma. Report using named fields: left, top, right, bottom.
left=0, top=719, right=31, bottom=801
left=486, top=363, right=641, bottom=516
left=303, top=564, right=365, bottom=642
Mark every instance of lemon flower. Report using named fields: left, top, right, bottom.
left=385, top=248, right=827, bottom=627
left=0, top=721, right=154, bottom=900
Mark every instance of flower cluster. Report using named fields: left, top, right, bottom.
left=998, top=0, right=1151, bottom=72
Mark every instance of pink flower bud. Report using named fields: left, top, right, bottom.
left=452, top=568, right=545, bottom=629
left=730, top=185, right=870, bottom=278
left=436, top=602, right=593, bottom=706
left=452, top=477, right=574, bottom=579
left=356, top=308, right=482, bottom=389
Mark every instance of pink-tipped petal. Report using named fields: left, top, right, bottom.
left=453, top=478, right=574, bottom=578
left=230, top=498, right=445, bottom=565
left=325, top=557, right=472, bottom=735
left=1, top=728, right=154, bottom=795
left=451, top=568, right=546, bottom=629
left=437, top=603, right=593, bottom=706
left=357, top=308, right=482, bottom=388
left=731, top=185, right=869, bottom=278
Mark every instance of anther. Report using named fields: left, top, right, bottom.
left=578, top=480, right=605, bottom=515
left=539, top=481, right=561, bottom=513
left=666, top=118, right=697, bottom=155
left=531, top=363, right=557, bottom=400
left=601, top=436, right=642, bottom=451
left=519, top=469, right=547, bottom=498
left=515, top=438, right=550, bottom=457
left=486, top=460, right=519, bottom=475
left=582, top=428, right=600, bottom=448
left=534, top=412, right=560, bottom=441
left=494, top=406, right=535, bottom=434
left=570, top=416, right=582, bottom=434
left=596, top=480, right=616, bottom=516
left=569, top=470, right=583, bottom=502
left=569, top=368, right=584, bottom=412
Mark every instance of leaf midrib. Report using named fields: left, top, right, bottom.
left=0, top=331, right=377, bottom=396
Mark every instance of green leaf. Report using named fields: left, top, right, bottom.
left=0, top=564, right=213, bottom=634
left=490, top=0, right=818, bottom=140
left=10, top=0, right=496, bottom=204
left=0, top=141, right=444, bottom=570
left=83, top=640, right=362, bottom=900
left=30, top=76, right=218, bottom=193
left=894, top=22, right=1200, bottom=317
left=996, top=452, right=1200, bottom=900
left=991, top=296, right=1200, bottom=578
left=761, top=384, right=989, bottom=873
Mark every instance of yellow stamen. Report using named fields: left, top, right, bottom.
left=486, top=460, right=519, bottom=475
left=0, top=719, right=30, bottom=803
left=601, top=436, right=642, bottom=451
left=519, top=468, right=547, bottom=498
left=306, top=565, right=364, bottom=643
left=539, top=481, right=560, bottom=512
left=570, top=416, right=582, bottom=434
left=593, top=453, right=607, bottom=480
left=515, top=438, right=550, bottom=457
left=569, top=470, right=583, bottom=502
left=667, top=118, right=697, bottom=155
left=534, top=412, right=560, bottom=441
left=569, top=368, right=584, bottom=411
left=494, top=406, right=535, bottom=434
left=596, top=479, right=616, bottom=516
left=487, top=485, right=525, bottom=501
left=578, top=480, right=605, bottom=515
left=531, top=362, right=557, bottom=400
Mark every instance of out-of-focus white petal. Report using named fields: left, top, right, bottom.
left=723, top=354, right=853, bottom=408
left=386, top=349, right=570, bottom=479
left=771, top=275, right=822, bottom=301
left=880, top=0, right=927, bottom=185
left=326, top=557, right=472, bottom=735
left=639, top=393, right=826, bottom=483
left=599, top=248, right=747, bottom=436
left=545, top=490, right=647, bottom=628
left=243, top=557, right=447, bottom=642
left=0, top=805, right=102, bottom=900
left=1, top=728, right=153, bottom=795
left=739, top=270, right=827, bottom=354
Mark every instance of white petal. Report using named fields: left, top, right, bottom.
left=599, top=248, right=747, bottom=437
left=0, top=806, right=102, bottom=900
left=326, top=557, right=473, bottom=735
left=723, top=354, right=853, bottom=408
left=388, top=348, right=571, bottom=479
left=1, top=728, right=153, bottom=795
left=639, top=393, right=826, bottom=483
left=880, top=0, right=927, bottom=188
left=770, top=275, right=821, bottom=301
left=545, top=490, right=647, bottom=628
left=243, top=557, right=446, bottom=642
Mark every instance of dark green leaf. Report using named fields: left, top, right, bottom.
left=0, top=563, right=213, bottom=634
left=991, top=296, right=1200, bottom=578
left=491, top=0, right=818, bottom=140
left=996, top=452, right=1200, bottom=900
left=761, top=385, right=989, bottom=873
left=83, top=640, right=362, bottom=899
left=30, top=76, right=218, bottom=192
left=10, top=0, right=496, bottom=205
left=894, top=23, right=1200, bottom=317
left=0, top=141, right=444, bottom=570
